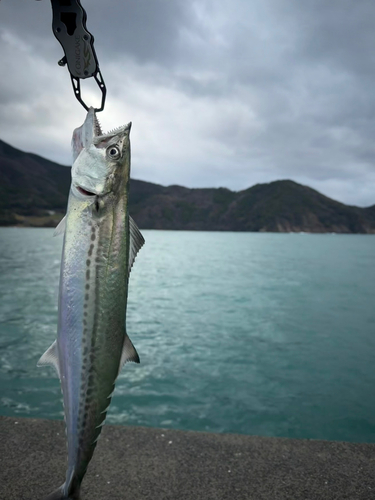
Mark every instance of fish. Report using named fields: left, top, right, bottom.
left=37, top=108, right=144, bottom=500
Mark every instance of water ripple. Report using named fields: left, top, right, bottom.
left=0, top=229, right=375, bottom=442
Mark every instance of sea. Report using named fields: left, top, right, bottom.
left=0, top=228, right=374, bottom=443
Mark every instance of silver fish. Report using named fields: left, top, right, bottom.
left=38, top=108, right=144, bottom=500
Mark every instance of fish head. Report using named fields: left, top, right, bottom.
left=70, top=107, right=131, bottom=202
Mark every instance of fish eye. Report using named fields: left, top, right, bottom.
left=107, top=145, right=121, bottom=159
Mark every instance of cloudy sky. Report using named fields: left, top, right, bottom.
left=1, top=0, right=375, bottom=206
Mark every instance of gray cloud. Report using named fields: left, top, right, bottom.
left=0, top=0, right=375, bottom=206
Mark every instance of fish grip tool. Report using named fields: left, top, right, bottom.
left=51, top=0, right=106, bottom=112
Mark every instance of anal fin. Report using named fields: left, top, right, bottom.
left=37, top=340, right=60, bottom=378
left=118, top=333, right=140, bottom=375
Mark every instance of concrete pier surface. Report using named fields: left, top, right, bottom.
left=1, top=416, right=375, bottom=500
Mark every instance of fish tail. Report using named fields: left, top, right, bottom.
left=42, top=485, right=78, bottom=500
left=43, top=470, right=81, bottom=500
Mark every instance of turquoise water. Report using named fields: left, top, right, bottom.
left=0, top=228, right=374, bottom=443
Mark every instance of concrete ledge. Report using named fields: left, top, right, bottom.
left=1, top=416, right=375, bottom=499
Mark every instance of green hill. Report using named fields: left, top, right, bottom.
left=0, top=139, right=374, bottom=233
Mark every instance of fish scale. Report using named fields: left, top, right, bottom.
left=37, top=108, right=144, bottom=500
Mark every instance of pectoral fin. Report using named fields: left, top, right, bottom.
left=37, top=340, right=60, bottom=378
left=53, top=216, right=67, bottom=237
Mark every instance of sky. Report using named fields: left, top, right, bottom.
left=1, top=0, right=375, bottom=207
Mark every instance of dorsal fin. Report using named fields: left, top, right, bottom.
left=37, top=340, right=60, bottom=378
left=129, top=216, right=145, bottom=276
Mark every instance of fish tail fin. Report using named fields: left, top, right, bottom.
left=43, top=471, right=81, bottom=499
left=43, top=485, right=78, bottom=500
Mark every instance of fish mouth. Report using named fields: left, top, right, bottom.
left=76, top=185, right=97, bottom=197
left=89, top=108, right=131, bottom=141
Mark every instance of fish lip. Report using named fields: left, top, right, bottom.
left=72, top=183, right=99, bottom=198
left=72, top=183, right=112, bottom=199
left=77, top=185, right=96, bottom=197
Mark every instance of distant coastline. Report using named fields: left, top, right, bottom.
left=1, top=138, right=375, bottom=233
left=2, top=212, right=64, bottom=228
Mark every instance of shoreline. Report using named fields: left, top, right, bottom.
left=1, top=224, right=375, bottom=234
left=1, top=415, right=375, bottom=499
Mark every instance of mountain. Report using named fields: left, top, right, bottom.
left=0, top=139, right=70, bottom=226
left=0, top=139, right=374, bottom=233
left=129, top=181, right=375, bottom=233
